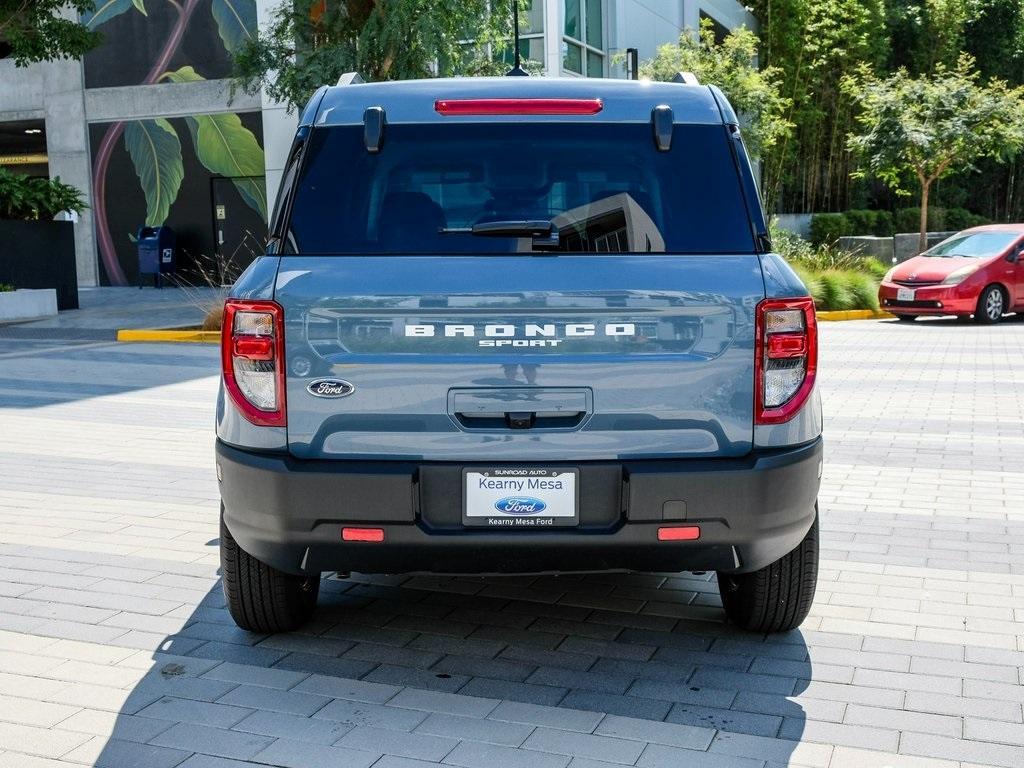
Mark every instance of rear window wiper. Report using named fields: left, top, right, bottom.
left=439, top=220, right=560, bottom=250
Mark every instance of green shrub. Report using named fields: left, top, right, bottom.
left=815, top=271, right=856, bottom=310
left=0, top=168, right=87, bottom=221
left=872, top=210, right=894, bottom=237
left=861, top=258, right=890, bottom=280
left=944, top=207, right=988, bottom=231
left=844, top=209, right=878, bottom=236
left=845, top=271, right=880, bottom=311
left=0, top=283, right=14, bottom=293
left=809, top=213, right=850, bottom=245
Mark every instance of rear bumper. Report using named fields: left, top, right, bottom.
left=217, top=438, right=822, bottom=576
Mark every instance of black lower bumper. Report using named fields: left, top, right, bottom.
left=217, top=438, right=822, bottom=576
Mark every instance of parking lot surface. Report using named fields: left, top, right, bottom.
left=0, top=317, right=1022, bottom=768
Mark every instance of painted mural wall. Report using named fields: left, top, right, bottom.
left=83, top=0, right=266, bottom=286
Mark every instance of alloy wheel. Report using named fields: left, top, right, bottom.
left=986, top=289, right=1004, bottom=321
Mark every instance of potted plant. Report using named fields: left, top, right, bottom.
left=0, top=168, right=87, bottom=310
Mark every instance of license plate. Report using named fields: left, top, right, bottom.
left=897, top=287, right=915, bottom=301
left=463, top=468, right=579, bottom=528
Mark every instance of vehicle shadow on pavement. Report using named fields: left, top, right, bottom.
left=89, top=569, right=812, bottom=766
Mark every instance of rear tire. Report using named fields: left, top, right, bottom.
left=220, top=512, right=319, bottom=633
left=896, top=314, right=918, bottom=322
left=975, top=285, right=1006, bottom=324
left=717, top=510, right=818, bottom=633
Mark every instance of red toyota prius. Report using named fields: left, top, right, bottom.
left=879, top=224, right=1024, bottom=323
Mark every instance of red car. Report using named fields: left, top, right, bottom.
left=879, top=224, right=1024, bottom=323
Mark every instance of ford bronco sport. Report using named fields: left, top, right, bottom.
left=216, top=75, right=822, bottom=635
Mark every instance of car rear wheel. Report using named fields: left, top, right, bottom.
left=717, top=510, right=818, bottom=633
left=975, top=285, right=1006, bottom=324
left=896, top=315, right=918, bottom=322
left=220, top=511, right=319, bottom=633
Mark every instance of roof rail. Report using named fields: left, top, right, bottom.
left=672, top=71, right=700, bottom=85
left=336, top=72, right=365, bottom=86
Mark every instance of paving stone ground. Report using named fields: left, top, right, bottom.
left=0, top=315, right=1023, bottom=768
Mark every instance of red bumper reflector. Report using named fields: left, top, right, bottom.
left=232, top=335, right=274, bottom=361
left=657, top=526, right=701, bottom=541
left=434, top=98, right=604, bottom=116
left=766, top=332, right=807, bottom=359
left=342, top=527, right=384, bottom=543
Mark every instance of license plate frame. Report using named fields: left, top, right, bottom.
left=463, top=468, right=580, bottom=528
left=897, top=286, right=915, bottom=302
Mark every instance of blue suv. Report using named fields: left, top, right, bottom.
left=216, top=75, right=822, bottom=634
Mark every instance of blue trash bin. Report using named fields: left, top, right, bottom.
left=136, top=226, right=176, bottom=288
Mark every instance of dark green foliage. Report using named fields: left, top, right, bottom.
left=809, top=213, right=850, bottom=245
left=894, top=207, right=988, bottom=233
left=872, top=210, right=895, bottom=237
left=0, top=169, right=87, bottom=221
left=0, top=0, right=99, bottom=66
left=233, top=0, right=529, bottom=112
left=0, top=283, right=14, bottom=293
left=844, top=210, right=879, bottom=237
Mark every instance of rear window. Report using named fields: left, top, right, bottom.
left=284, top=122, right=755, bottom=255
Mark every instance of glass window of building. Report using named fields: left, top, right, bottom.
left=563, top=0, right=605, bottom=76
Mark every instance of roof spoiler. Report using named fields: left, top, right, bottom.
left=671, top=72, right=700, bottom=85
left=336, top=72, right=365, bottom=86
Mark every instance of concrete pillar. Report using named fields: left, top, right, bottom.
left=544, top=0, right=563, bottom=76
left=43, top=56, right=97, bottom=286
left=256, top=0, right=299, bottom=218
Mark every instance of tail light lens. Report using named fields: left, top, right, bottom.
left=755, top=297, right=817, bottom=425
left=222, top=299, right=286, bottom=427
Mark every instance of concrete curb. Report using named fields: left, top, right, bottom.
left=816, top=309, right=894, bottom=322
left=117, top=329, right=219, bottom=343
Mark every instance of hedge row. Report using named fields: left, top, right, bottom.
left=809, top=208, right=989, bottom=245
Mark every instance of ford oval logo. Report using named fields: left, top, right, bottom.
left=306, top=379, right=355, bottom=398
left=494, top=496, right=548, bottom=515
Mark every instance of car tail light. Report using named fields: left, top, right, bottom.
left=342, top=527, right=385, bottom=542
left=434, top=98, right=604, bottom=116
left=658, top=526, right=701, bottom=541
left=222, top=299, right=286, bottom=427
left=755, top=297, right=817, bottom=425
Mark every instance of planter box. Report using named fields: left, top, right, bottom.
left=0, top=288, right=58, bottom=323
left=0, top=219, right=78, bottom=310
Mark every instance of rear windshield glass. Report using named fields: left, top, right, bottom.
left=283, top=123, right=755, bottom=255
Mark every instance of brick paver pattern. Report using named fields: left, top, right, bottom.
left=0, top=318, right=1022, bottom=768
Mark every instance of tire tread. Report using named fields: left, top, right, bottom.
left=717, top=512, right=818, bottom=633
left=220, top=514, right=318, bottom=633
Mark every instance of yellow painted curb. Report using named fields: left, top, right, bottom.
left=117, top=329, right=220, bottom=343
left=816, top=309, right=894, bottom=322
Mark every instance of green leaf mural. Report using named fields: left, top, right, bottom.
left=163, top=66, right=267, bottom=219
left=132, top=0, right=148, bottom=16
left=82, top=0, right=141, bottom=29
left=211, top=0, right=258, bottom=54
left=123, top=118, right=185, bottom=226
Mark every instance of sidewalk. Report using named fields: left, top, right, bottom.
left=0, top=286, right=220, bottom=341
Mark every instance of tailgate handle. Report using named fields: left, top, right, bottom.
left=454, top=409, right=586, bottom=430
left=449, top=388, right=591, bottom=431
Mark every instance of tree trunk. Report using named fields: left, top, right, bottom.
left=919, top=181, right=931, bottom=255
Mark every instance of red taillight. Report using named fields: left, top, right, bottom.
left=434, top=98, right=604, bottom=116
left=766, top=332, right=807, bottom=359
left=754, top=297, right=817, bottom=425
left=221, top=299, right=286, bottom=427
left=342, top=527, right=385, bottom=542
left=658, top=526, right=701, bottom=541
left=233, top=335, right=274, bottom=361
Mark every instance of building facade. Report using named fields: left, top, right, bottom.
left=0, top=0, right=756, bottom=288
